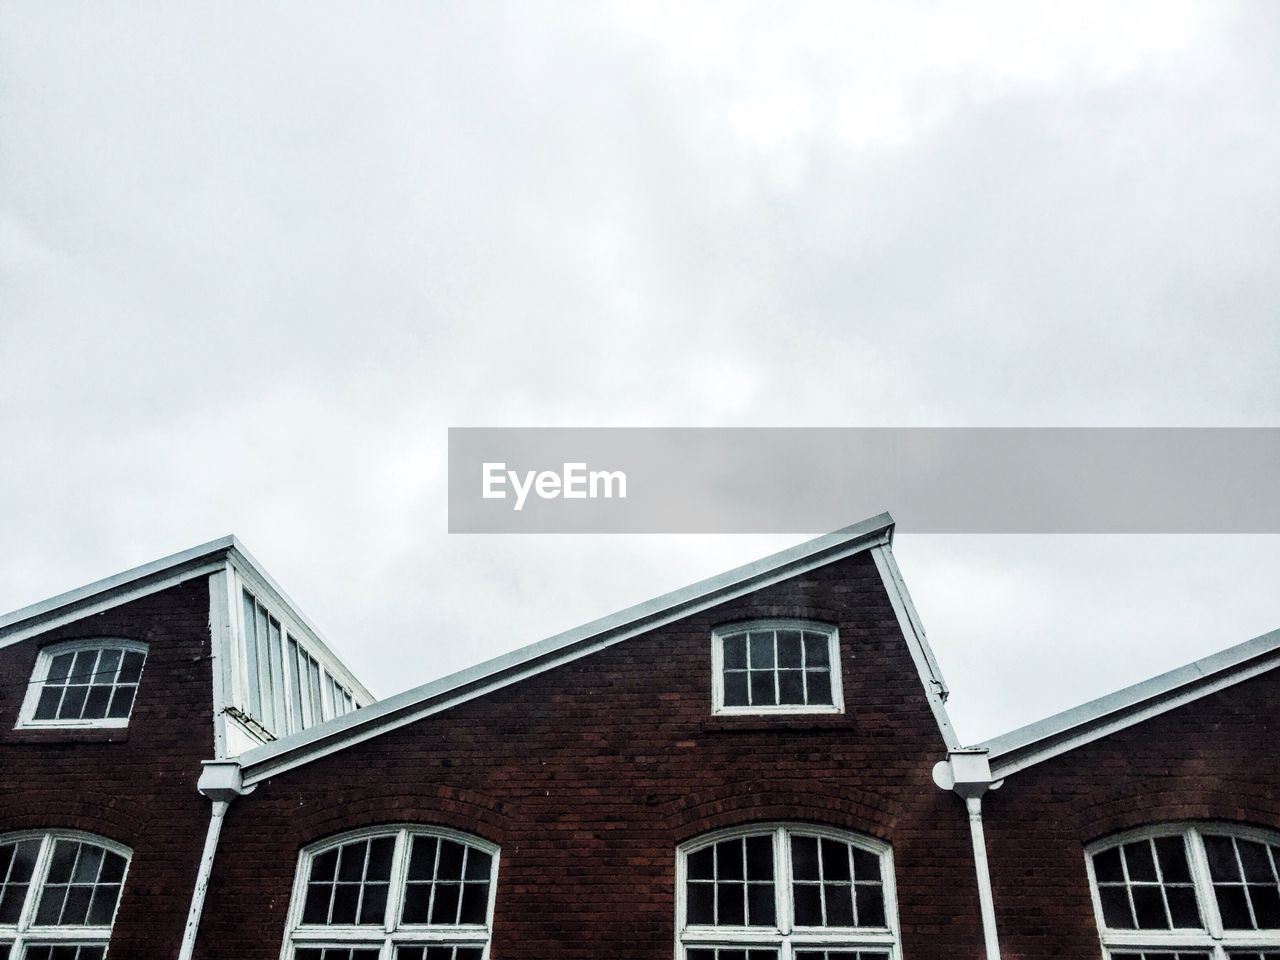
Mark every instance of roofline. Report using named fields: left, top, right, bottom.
left=239, top=511, right=910, bottom=784
left=981, top=625, right=1280, bottom=779
left=0, top=536, right=374, bottom=703
left=0, top=536, right=239, bottom=642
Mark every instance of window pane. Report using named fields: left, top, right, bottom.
left=791, top=837, right=819, bottom=881
left=33, top=687, right=63, bottom=720
left=748, top=632, right=775, bottom=668
left=805, top=670, right=833, bottom=706
left=243, top=592, right=262, bottom=718
left=0, top=838, right=41, bottom=924
left=1132, top=886, right=1169, bottom=929
left=747, top=880, right=776, bottom=926
left=776, top=631, right=803, bottom=668
left=1100, top=885, right=1135, bottom=928
left=723, top=672, right=749, bottom=706
left=746, top=836, right=774, bottom=881
left=1125, top=841, right=1157, bottom=882
left=1216, top=886, right=1254, bottom=929
left=118, top=651, right=145, bottom=684
left=47, top=652, right=75, bottom=682
left=749, top=671, right=776, bottom=706
left=687, top=882, right=714, bottom=924
left=722, top=635, right=747, bottom=669
left=717, top=881, right=745, bottom=925
left=688, top=847, right=714, bottom=881
left=803, top=632, right=829, bottom=667
left=106, top=687, right=136, bottom=719
left=825, top=884, right=855, bottom=925
left=793, top=883, right=822, bottom=925
left=855, top=884, right=887, bottom=927
left=1155, top=837, right=1192, bottom=883
left=778, top=670, right=805, bottom=704
left=1206, top=836, right=1243, bottom=881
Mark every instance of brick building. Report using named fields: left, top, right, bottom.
left=1, top=513, right=1276, bottom=960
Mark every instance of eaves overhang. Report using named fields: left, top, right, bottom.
left=981, top=625, right=1280, bottom=780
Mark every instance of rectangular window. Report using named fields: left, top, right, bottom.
left=713, top=622, right=843, bottom=715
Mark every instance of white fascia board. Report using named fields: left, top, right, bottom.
left=869, top=544, right=961, bottom=751
left=238, top=511, right=899, bottom=785
left=983, top=626, right=1280, bottom=779
left=0, top=536, right=239, bottom=649
left=225, top=542, right=375, bottom=704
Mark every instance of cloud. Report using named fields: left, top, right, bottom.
left=1, top=1, right=1277, bottom=741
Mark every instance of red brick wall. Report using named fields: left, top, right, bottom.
left=982, top=667, right=1280, bottom=960
left=199, top=551, right=986, bottom=960
left=0, top=580, right=216, bottom=959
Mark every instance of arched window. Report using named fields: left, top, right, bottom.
left=0, top=831, right=131, bottom=959
left=282, top=826, right=498, bottom=960
left=17, top=640, right=148, bottom=729
left=1087, top=823, right=1280, bottom=960
left=677, top=824, right=900, bottom=960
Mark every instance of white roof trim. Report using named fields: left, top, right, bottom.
left=982, top=626, right=1280, bottom=779
left=0, top=537, right=238, bottom=647
left=0, top=537, right=373, bottom=703
left=870, top=544, right=960, bottom=750
left=238, top=511, right=941, bottom=785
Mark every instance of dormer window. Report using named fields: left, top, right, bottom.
left=16, top=639, right=147, bottom=729
left=711, top=621, right=843, bottom=715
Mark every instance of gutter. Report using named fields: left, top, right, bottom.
left=178, top=760, right=252, bottom=960
left=934, top=749, right=1002, bottom=960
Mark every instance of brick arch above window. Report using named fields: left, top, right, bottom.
left=282, top=787, right=516, bottom=850
left=664, top=783, right=902, bottom=843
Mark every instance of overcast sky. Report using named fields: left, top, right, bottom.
left=2, top=2, right=1278, bottom=744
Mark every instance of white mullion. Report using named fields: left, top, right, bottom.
left=777, top=828, right=792, bottom=937
left=16, top=835, right=55, bottom=934
left=1190, top=828, right=1227, bottom=940
left=799, top=629, right=810, bottom=706
left=426, top=838, right=443, bottom=926
left=816, top=835, right=828, bottom=927
left=1119, top=843, right=1140, bottom=929
left=386, top=830, right=408, bottom=935
left=772, top=631, right=781, bottom=706
left=1231, top=838, right=1260, bottom=931
left=1151, top=837, right=1175, bottom=928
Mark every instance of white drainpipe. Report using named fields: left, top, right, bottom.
left=933, top=748, right=1002, bottom=960
left=178, top=761, right=252, bottom=960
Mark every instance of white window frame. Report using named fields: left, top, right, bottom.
left=15, top=639, right=148, bottom=730
left=281, top=825, right=500, bottom=960
left=711, top=621, right=845, bottom=716
left=0, top=829, right=132, bottom=957
left=1087, top=822, right=1280, bottom=960
left=676, top=823, right=900, bottom=960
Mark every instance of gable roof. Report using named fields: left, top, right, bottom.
left=237, top=510, right=960, bottom=786
left=0, top=536, right=374, bottom=704
left=981, top=625, right=1280, bottom=780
